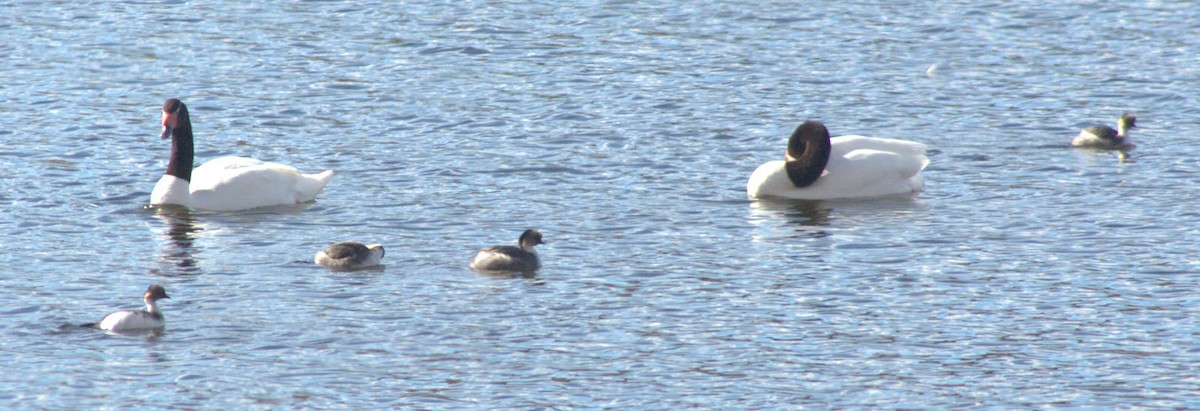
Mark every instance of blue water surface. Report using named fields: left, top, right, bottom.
left=1, top=1, right=1199, bottom=409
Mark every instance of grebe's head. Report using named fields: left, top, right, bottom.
left=367, top=244, right=385, bottom=259
left=145, top=284, right=170, bottom=302
left=518, top=230, right=545, bottom=248
left=1119, top=113, right=1137, bottom=130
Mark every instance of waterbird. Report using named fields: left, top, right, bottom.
left=315, top=242, right=385, bottom=271
left=747, top=120, right=929, bottom=200
left=469, top=229, right=545, bottom=273
left=83, top=284, right=171, bottom=332
left=1072, top=113, right=1137, bottom=149
left=150, top=98, right=334, bottom=211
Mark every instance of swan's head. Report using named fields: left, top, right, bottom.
left=782, top=121, right=833, bottom=188
left=1118, top=113, right=1137, bottom=130
left=518, top=229, right=545, bottom=250
left=144, top=284, right=170, bottom=303
left=160, top=98, right=189, bottom=140
left=785, top=120, right=830, bottom=161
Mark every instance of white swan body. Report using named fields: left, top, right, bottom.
left=149, top=99, right=333, bottom=212
left=747, top=122, right=929, bottom=200
left=152, top=157, right=334, bottom=212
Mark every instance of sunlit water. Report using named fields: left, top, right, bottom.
left=2, top=1, right=1199, bottom=408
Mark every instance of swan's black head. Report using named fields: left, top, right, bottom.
left=786, top=121, right=829, bottom=160
left=159, top=98, right=194, bottom=181
left=784, top=120, right=832, bottom=188
left=160, top=98, right=189, bottom=140
left=519, top=229, right=545, bottom=247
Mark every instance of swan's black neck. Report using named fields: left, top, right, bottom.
left=164, top=100, right=194, bottom=182
left=784, top=120, right=832, bottom=187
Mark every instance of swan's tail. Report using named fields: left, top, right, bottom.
left=295, top=170, right=334, bottom=203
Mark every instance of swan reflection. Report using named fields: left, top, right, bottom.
left=150, top=204, right=203, bottom=275
left=749, top=198, right=834, bottom=236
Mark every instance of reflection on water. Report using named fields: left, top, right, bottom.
left=1072, top=146, right=1134, bottom=164
left=472, top=268, right=541, bottom=281
left=104, top=327, right=164, bottom=340
left=780, top=200, right=834, bottom=227
left=150, top=205, right=202, bottom=275
left=1117, top=150, right=1131, bottom=163
left=748, top=198, right=834, bottom=239
left=323, top=264, right=388, bottom=274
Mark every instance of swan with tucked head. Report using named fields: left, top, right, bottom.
left=150, top=98, right=334, bottom=211
left=747, top=121, right=929, bottom=200
left=1072, top=113, right=1137, bottom=149
left=469, top=229, right=545, bottom=273
left=315, top=242, right=385, bottom=271
left=84, top=284, right=171, bottom=332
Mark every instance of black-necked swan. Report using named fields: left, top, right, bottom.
left=150, top=99, right=334, bottom=211
left=315, top=242, right=385, bottom=271
left=747, top=120, right=929, bottom=200
left=84, top=284, right=171, bottom=332
left=469, top=229, right=544, bottom=273
left=1072, top=113, right=1137, bottom=149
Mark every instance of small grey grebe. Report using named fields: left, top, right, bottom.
left=469, top=229, right=545, bottom=273
left=1072, top=113, right=1137, bottom=149
left=315, top=242, right=385, bottom=271
left=87, top=284, right=171, bottom=332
